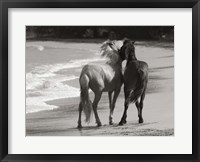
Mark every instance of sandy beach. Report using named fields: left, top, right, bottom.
left=26, top=40, right=174, bottom=136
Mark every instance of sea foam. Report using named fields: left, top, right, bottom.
left=26, top=57, right=104, bottom=113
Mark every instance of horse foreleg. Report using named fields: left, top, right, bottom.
left=93, top=92, right=102, bottom=127
left=119, top=100, right=129, bottom=125
left=108, top=91, right=113, bottom=111
left=108, top=91, right=113, bottom=125
left=119, top=90, right=130, bottom=125
left=77, top=102, right=83, bottom=128
left=109, top=89, right=120, bottom=125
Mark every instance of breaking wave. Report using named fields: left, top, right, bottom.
left=26, top=57, right=104, bottom=113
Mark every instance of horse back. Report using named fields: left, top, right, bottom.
left=124, top=60, right=148, bottom=91
left=80, top=64, right=123, bottom=92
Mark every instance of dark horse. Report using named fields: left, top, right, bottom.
left=119, top=39, right=148, bottom=125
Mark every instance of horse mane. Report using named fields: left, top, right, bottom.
left=100, top=40, right=123, bottom=65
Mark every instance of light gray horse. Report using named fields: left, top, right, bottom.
left=77, top=40, right=124, bottom=128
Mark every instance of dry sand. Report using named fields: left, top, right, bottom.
left=26, top=41, right=174, bottom=136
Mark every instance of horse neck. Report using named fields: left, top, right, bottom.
left=126, top=51, right=137, bottom=65
left=108, top=59, right=122, bottom=70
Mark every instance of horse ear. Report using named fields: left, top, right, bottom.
left=132, top=41, right=135, bottom=44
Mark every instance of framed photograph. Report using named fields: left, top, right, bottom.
left=0, top=0, right=199, bottom=161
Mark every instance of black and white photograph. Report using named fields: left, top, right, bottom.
left=26, top=26, right=174, bottom=136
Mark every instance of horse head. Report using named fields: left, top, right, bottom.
left=119, top=39, right=137, bottom=61
left=100, top=40, right=123, bottom=65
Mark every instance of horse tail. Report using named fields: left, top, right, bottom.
left=129, top=63, right=148, bottom=103
left=79, top=74, right=93, bottom=122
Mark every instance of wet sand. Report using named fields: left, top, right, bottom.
left=26, top=41, right=174, bottom=136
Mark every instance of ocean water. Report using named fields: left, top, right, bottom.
left=26, top=41, right=105, bottom=113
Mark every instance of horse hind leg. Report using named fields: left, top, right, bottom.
left=135, top=100, right=142, bottom=123
left=93, top=92, right=102, bottom=127
left=137, top=90, right=146, bottom=124
left=77, top=102, right=83, bottom=128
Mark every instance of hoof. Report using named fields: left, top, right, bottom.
left=97, top=122, right=102, bottom=127
left=77, top=124, right=82, bottom=129
left=109, top=121, right=114, bottom=125
left=139, top=118, right=144, bottom=123
left=118, top=121, right=124, bottom=126
left=119, top=119, right=126, bottom=126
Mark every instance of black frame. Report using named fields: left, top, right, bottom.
left=0, top=0, right=199, bottom=161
